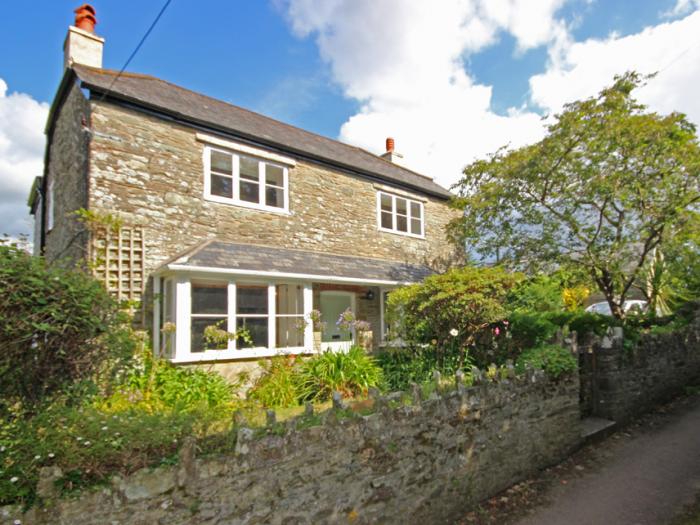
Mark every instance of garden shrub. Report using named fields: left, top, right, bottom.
left=376, top=344, right=472, bottom=391
left=506, top=274, right=565, bottom=312
left=0, top=243, right=135, bottom=407
left=515, top=344, right=577, bottom=378
left=296, top=346, right=383, bottom=403
left=386, top=266, right=522, bottom=357
left=507, top=311, right=561, bottom=349
left=566, top=311, right=617, bottom=338
left=0, top=401, right=209, bottom=507
left=246, top=347, right=383, bottom=407
left=100, top=350, right=236, bottom=417
left=507, top=310, right=614, bottom=350
left=0, top=350, right=238, bottom=507
left=248, top=356, right=300, bottom=408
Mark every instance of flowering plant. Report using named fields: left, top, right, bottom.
left=296, top=309, right=326, bottom=333
left=336, top=307, right=356, bottom=331
left=309, top=309, right=325, bottom=331
left=354, top=320, right=371, bottom=332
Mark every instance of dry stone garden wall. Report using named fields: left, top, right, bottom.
left=582, top=310, right=700, bottom=424
left=3, top=372, right=581, bottom=525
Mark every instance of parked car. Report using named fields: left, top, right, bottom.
left=585, top=300, right=648, bottom=316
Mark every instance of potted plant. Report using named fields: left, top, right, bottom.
left=354, top=319, right=373, bottom=350
left=309, top=309, right=325, bottom=352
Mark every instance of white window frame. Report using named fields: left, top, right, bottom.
left=47, top=178, right=55, bottom=232
left=166, top=276, right=313, bottom=363
left=203, top=145, right=290, bottom=214
left=190, top=279, right=230, bottom=354
left=376, top=191, right=425, bottom=238
left=235, top=283, right=272, bottom=352
left=274, top=283, right=306, bottom=350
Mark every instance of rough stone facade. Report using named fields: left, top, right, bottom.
left=2, top=373, right=581, bottom=525
left=580, top=310, right=700, bottom=424
left=86, top=101, right=460, bottom=276
left=41, top=87, right=458, bottom=372
left=43, top=81, right=91, bottom=264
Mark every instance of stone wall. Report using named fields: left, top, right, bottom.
left=87, top=100, right=460, bottom=276
left=581, top=311, right=700, bottom=424
left=4, top=372, right=581, bottom=525
left=44, top=81, right=91, bottom=264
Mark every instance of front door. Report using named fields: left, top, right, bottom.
left=319, top=291, right=355, bottom=352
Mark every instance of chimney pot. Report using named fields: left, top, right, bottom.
left=380, top=137, right=404, bottom=165
left=74, top=4, right=97, bottom=33
left=64, top=3, right=104, bottom=70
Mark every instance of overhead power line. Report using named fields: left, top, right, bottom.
left=96, top=0, right=173, bottom=104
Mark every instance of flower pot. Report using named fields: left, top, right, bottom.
left=313, top=331, right=322, bottom=352
left=358, top=330, right=373, bottom=351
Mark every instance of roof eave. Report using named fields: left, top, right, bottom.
left=159, top=263, right=417, bottom=286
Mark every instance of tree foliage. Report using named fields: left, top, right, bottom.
left=449, top=73, right=700, bottom=318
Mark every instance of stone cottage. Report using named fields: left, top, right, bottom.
left=29, top=5, right=459, bottom=379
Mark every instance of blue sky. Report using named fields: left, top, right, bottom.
left=1, top=0, right=700, bottom=240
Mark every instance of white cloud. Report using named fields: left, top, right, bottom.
left=283, top=0, right=568, bottom=188
left=282, top=2, right=700, bottom=191
left=663, top=0, right=700, bottom=17
left=530, top=10, right=700, bottom=125
left=0, top=78, right=48, bottom=240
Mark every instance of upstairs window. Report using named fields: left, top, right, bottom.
left=377, top=191, right=424, bottom=237
left=204, top=146, right=288, bottom=213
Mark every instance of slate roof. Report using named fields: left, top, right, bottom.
left=161, top=240, right=434, bottom=284
left=71, top=65, right=452, bottom=200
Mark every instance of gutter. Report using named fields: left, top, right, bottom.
left=158, top=263, right=416, bottom=287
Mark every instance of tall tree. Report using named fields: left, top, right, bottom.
left=448, top=73, right=700, bottom=319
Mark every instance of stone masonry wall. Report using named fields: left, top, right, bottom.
left=87, top=101, right=460, bottom=276
left=583, top=310, right=700, bottom=424
left=44, top=81, right=91, bottom=264
left=4, top=372, right=581, bottom=525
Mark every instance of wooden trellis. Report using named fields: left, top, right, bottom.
left=91, top=226, right=145, bottom=304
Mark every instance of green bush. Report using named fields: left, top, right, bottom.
left=386, top=266, right=522, bottom=349
left=0, top=243, right=135, bottom=406
left=0, top=351, right=237, bottom=507
left=115, top=351, right=235, bottom=415
left=247, top=348, right=384, bottom=407
left=0, top=402, right=207, bottom=507
left=507, top=310, right=614, bottom=350
left=248, top=356, right=300, bottom=408
left=297, top=346, right=383, bottom=403
left=566, top=311, right=616, bottom=338
left=376, top=344, right=470, bottom=391
left=515, top=344, right=577, bottom=378
left=507, top=274, right=565, bottom=312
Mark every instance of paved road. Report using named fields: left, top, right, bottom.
left=517, top=397, right=700, bottom=525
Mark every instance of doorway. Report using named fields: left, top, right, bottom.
left=319, top=290, right=355, bottom=352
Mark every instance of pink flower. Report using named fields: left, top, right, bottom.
left=493, top=327, right=501, bottom=336
left=503, top=320, right=509, bottom=326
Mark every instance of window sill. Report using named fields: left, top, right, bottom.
left=204, top=194, right=291, bottom=215
left=377, top=226, right=425, bottom=240
left=170, top=346, right=312, bottom=363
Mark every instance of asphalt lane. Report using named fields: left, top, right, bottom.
left=516, top=397, right=700, bottom=525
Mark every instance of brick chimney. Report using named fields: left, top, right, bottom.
left=380, top=137, right=404, bottom=164
left=63, top=4, right=104, bottom=70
